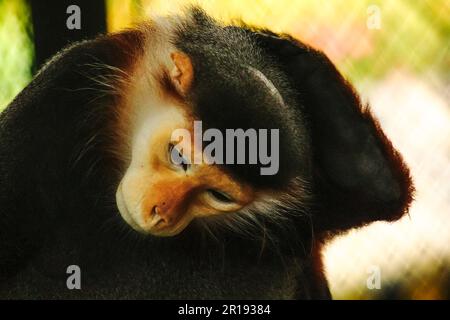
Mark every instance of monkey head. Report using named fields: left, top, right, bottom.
left=114, top=9, right=413, bottom=239
left=115, top=12, right=309, bottom=237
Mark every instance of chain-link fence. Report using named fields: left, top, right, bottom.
left=1, top=0, right=448, bottom=299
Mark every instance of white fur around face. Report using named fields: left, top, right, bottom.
left=116, top=102, right=189, bottom=235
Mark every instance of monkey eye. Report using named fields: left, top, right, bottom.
left=168, top=143, right=190, bottom=171
left=207, top=189, right=234, bottom=203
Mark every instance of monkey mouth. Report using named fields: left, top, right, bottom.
left=116, top=182, right=146, bottom=234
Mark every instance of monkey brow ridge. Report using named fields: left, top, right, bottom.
left=244, top=65, right=286, bottom=107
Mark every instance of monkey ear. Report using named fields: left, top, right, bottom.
left=252, top=31, right=414, bottom=232
left=170, top=51, right=194, bottom=96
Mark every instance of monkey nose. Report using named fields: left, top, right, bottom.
left=150, top=205, right=173, bottom=226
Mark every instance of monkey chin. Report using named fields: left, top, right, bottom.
left=115, top=182, right=189, bottom=237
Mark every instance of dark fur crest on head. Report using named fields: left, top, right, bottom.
left=174, top=8, right=311, bottom=189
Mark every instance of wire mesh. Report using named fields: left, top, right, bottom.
left=0, top=0, right=448, bottom=299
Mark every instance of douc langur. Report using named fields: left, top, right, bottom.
left=0, top=8, right=413, bottom=299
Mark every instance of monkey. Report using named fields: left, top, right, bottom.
left=0, top=8, right=413, bottom=299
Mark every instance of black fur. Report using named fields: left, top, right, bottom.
left=240, top=28, right=414, bottom=233
left=176, top=10, right=310, bottom=188
left=0, top=9, right=412, bottom=299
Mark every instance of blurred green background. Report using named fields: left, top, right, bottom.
left=0, top=0, right=449, bottom=299
left=0, top=0, right=33, bottom=109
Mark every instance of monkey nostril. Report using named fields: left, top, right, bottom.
left=159, top=213, right=172, bottom=224
left=164, top=215, right=172, bottom=224
left=151, top=205, right=172, bottom=226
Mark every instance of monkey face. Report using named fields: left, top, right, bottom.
left=115, top=48, right=294, bottom=236
left=116, top=106, right=255, bottom=236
